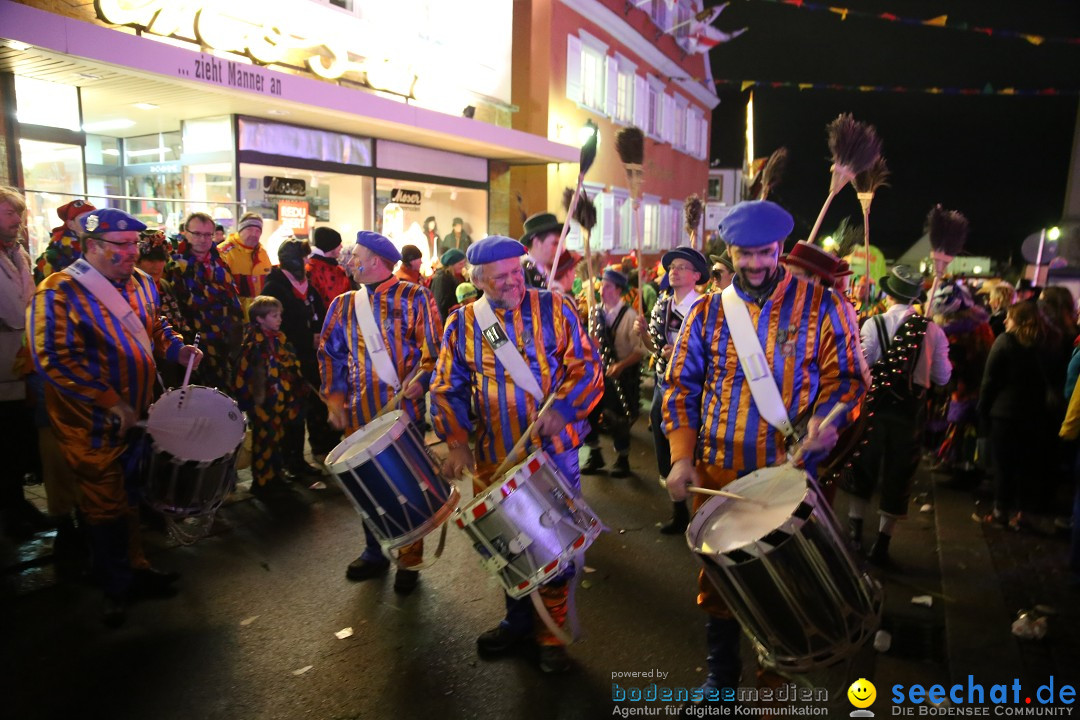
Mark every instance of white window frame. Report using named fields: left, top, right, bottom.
left=614, top=53, right=637, bottom=125
left=645, top=75, right=664, bottom=140
left=642, top=194, right=661, bottom=250
left=612, top=188, right=631, bottom=251
left=568, top=30, right=610, bottom=115
left=673, top=94, right=689, bottom=151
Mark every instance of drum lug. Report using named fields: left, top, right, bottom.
left=507, top=532, right=533, bottom=554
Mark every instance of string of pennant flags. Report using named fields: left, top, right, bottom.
left=735, top=0, right=1080, bottom=46
left=714, top=79, right=1079, bottom=97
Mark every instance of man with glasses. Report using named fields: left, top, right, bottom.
left=29, top=208, right=202, bottom=626
left=166, top=211, right=245, bottom=390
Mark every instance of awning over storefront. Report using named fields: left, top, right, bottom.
left=0, top=0, right=578, bottom=165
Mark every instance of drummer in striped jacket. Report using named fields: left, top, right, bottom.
left=662, top=201, right=867, bottom=699
left=29, top=208, right=203, bottom=627
left=318, top=231, right=442, bottom=594
left=431, top=235, right=603, bottom=675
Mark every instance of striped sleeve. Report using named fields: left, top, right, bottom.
left=550, top=293, right=603, bottom=423
left=430, top=310, right=473, bottom=446
left=412, top=285, right=442, bottom=392
left=661, top=295, right=710, bottom=463
left=813, top=290, right=868, bottom=426
left=317, top=292, right=351, bottom=404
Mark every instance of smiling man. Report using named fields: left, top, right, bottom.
left=662, top=200, right=867, bottom=699
left=30, top=208, right=202, bottom=627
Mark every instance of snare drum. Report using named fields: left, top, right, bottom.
left=144, top=385, right=246, bottom=518
left=687, top=464, right=882, bottom=673
left=325, top=410, right=458, bottom=552
left=453, top=450, right=602, bottom=598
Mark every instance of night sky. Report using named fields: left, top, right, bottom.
left=705, top=0, right=1079, bottom=265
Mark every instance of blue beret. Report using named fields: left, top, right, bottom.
left=719, top=201, right=794, bottom=248
left=355, top=231, right=401, bottom=264
left=466, top=235, right=526, bottom=265
left=80, top=208, right=147, bottom=234
left=440, top=248, right=466, bottom=267
left=603, top=269, right=629, bottom=289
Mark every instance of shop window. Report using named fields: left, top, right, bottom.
left=238, top=117, right=372, bottom=167
left=14, top=76, right=80, bottom=132
left=124, top=131, right=181, bottom=164
left=19, top=139, right=85, bottom=259
left=375, top=178, right=487, bottom=271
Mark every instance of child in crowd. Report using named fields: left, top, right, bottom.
left=233, top=296, right=306, bottom=496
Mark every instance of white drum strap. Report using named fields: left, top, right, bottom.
left=473, top=296, right=544, bottom=403
left=354, top=288, right=401, bottom=391
left=720, top=285, right=796, bottom=439
left=64, top=258, right=153, bottom=357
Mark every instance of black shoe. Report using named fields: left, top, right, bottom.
left=135, top=566, right=181, bottom=586
left=345, top=555, right=390, bottom=581
left=538, top=645, right=572, bottom=674
left=610, top=455, right=632, bottom=478
left=286, top=460, right=324, bottom=478
left=848, top=517, right=864, bottom=552
left=660, top=501, right=690, bottom=535
left=102, top=593, right=128, bottom=628
left=393, top=568, right=420, bottom=594
left=869, top=533, right=895, bottom=568
left=581, top=450, right=605, bottom=475
left=476, top=625, right=528, bottom=655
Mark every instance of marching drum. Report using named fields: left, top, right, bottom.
left=325, top=410, right=459, bottom=554
left=687, top=464, right=882, bottom=673
left=144, top=385, right=246, bottom=518
left=453, top=450, right=602, bottom=599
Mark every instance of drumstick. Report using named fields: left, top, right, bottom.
left=490, top=395, right=557, bottom=480
left=376, top=365, right=421, bottom=419
left=789, top=401, right=850, bottom=466
left=181, top=333, right=201, bottom=388
left=659, top=478, right=761, bottom=505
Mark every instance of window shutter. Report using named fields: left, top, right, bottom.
left=699, top=113, right=709, bottom=159
left=662, top=94, right=676, bottom=144
left=599, top=193, right=614, bottom=249
left=633, top=75, right=647, bottom=129
left=605, top=55, right=618, bottom=118
left=566, top=35, right=583, bottom=104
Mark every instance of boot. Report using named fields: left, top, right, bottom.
left=86, top=518, right=134, bottom=627
left=660, top=501, right=690, bottom=535
left=610, top=454, right=632, bottom=478
left=704, top=616, right=742, bottom=690
left=869, top=532, right=895, bottom=568
left=581, top=448, right=605, bottom=475
left=52, top=515, right=91, bottom=580
left=848, top=517, right=864, bottom=552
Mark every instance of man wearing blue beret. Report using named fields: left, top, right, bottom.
left=318, top=231, right=442, bottom=593
left=431, top=234, right=603, bottom=674
left=661, top=200, right=868, bottom=698
left=29, top=207, right=203, bottom=626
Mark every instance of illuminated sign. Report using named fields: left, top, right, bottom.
left=390, top=188, right=422, bottom=207
left=278, top=199, right=309, bottom=235
left=264, top=176, right=306, bottom=196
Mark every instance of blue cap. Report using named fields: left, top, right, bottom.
left=603, top=269, right=629, bottom=289
left=661, top=246, right=710, bottom=279
left=355, top=231, right=401, bottom=264
left=466, top=235, right=526, bottom=265
left=719, top=201, right=794, bottom=248
left=80, top=208, right=147, bottom=235
left=440, top=248, right=466, bottom=267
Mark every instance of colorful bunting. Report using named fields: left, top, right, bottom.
left=735, top=0, right=1078, bottom=45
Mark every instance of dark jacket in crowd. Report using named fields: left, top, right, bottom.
left=977, top=332, right=1056, bottom=427
left=430, top=268, right=462, bottom=322
left=262, top=267, right=326, bottom=385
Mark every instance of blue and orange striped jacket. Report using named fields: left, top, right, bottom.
left=430, top=288, right=603, bottom=466
left=29, top=268, right=184, bottom=467
left=663, top=271, right=866, bottom=472
left=318, top=277, right=441, bottom=433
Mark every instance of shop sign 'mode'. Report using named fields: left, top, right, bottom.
left=95, top=0, right=417, bottom=97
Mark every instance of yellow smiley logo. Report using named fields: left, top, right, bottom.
left=848, top=678, right=877, bottom=708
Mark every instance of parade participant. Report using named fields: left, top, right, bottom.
left=307, top=226, right=352, bottom=311
left=987, top=283, right=1015, bottom=337
left=165, top=211, right=245, bottom=390
left=431, top=248, right=467, bottom=321
left=0, top=186, right=50, bottom=539
left=443, top=217, right=472, bottom=254
left=29, top=208, right=203, bottom=626
left=218, top=212, right=272, bottom=313
left=634, top=245, right=709, bottom=534
left=549, top=251, right=582, bottom=309
left=233, top=296, right=307, bottom=497
left=708, top=250, right=734, bottom=292
left=663, top=201, right=866, bottom=695
left=843, top=265, right=951, bottom=565
left=136, top=229, right=188, bottom=388
left=318, top=232, right=441, bottom=593
left=582, top=269, right=644, bottom=478
left=454, top=281, right=479, bottom=307
left=781, top=240, right=848, bottom=289
left=214, top=224, right=226, bottom=244
left=432, top=235, right=602, bottom=674
left=519, top=212, right=564, bottom=289
left=262, top=239, right=337, bottom=476
left=395, top=244, right=425, bottom=285
left=33, top=198, right=95, bottom=283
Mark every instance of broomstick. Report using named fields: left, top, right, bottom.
left=617, top=126, right=646, bottom=315
left=684, top=194, right=703, bottom=251
left=563, top=187, right=598, bottom=320
left=925, top=204, right=969, bottom=315
left=852, top=157, right=890, bottom=298
left=807, top=114, right=881, bottom=246
left=550, top=120, right=599, bottom=287
left=758, top=147, right=788, bottom=201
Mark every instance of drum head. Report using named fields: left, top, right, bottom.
left=146, top=386, right=245, bottom=463
left=328, top=410, right=408, bottom=467
left=691, top=464, right=810, bottom=557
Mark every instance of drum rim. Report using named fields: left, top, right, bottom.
left=324, top=410, right=410, bottom=471
left=452, top=449, right=552, bottom=528
left=145, top=384, right=246, bottom=462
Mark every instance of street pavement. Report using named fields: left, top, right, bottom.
left=2, top=402, right=1077, bottom=719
